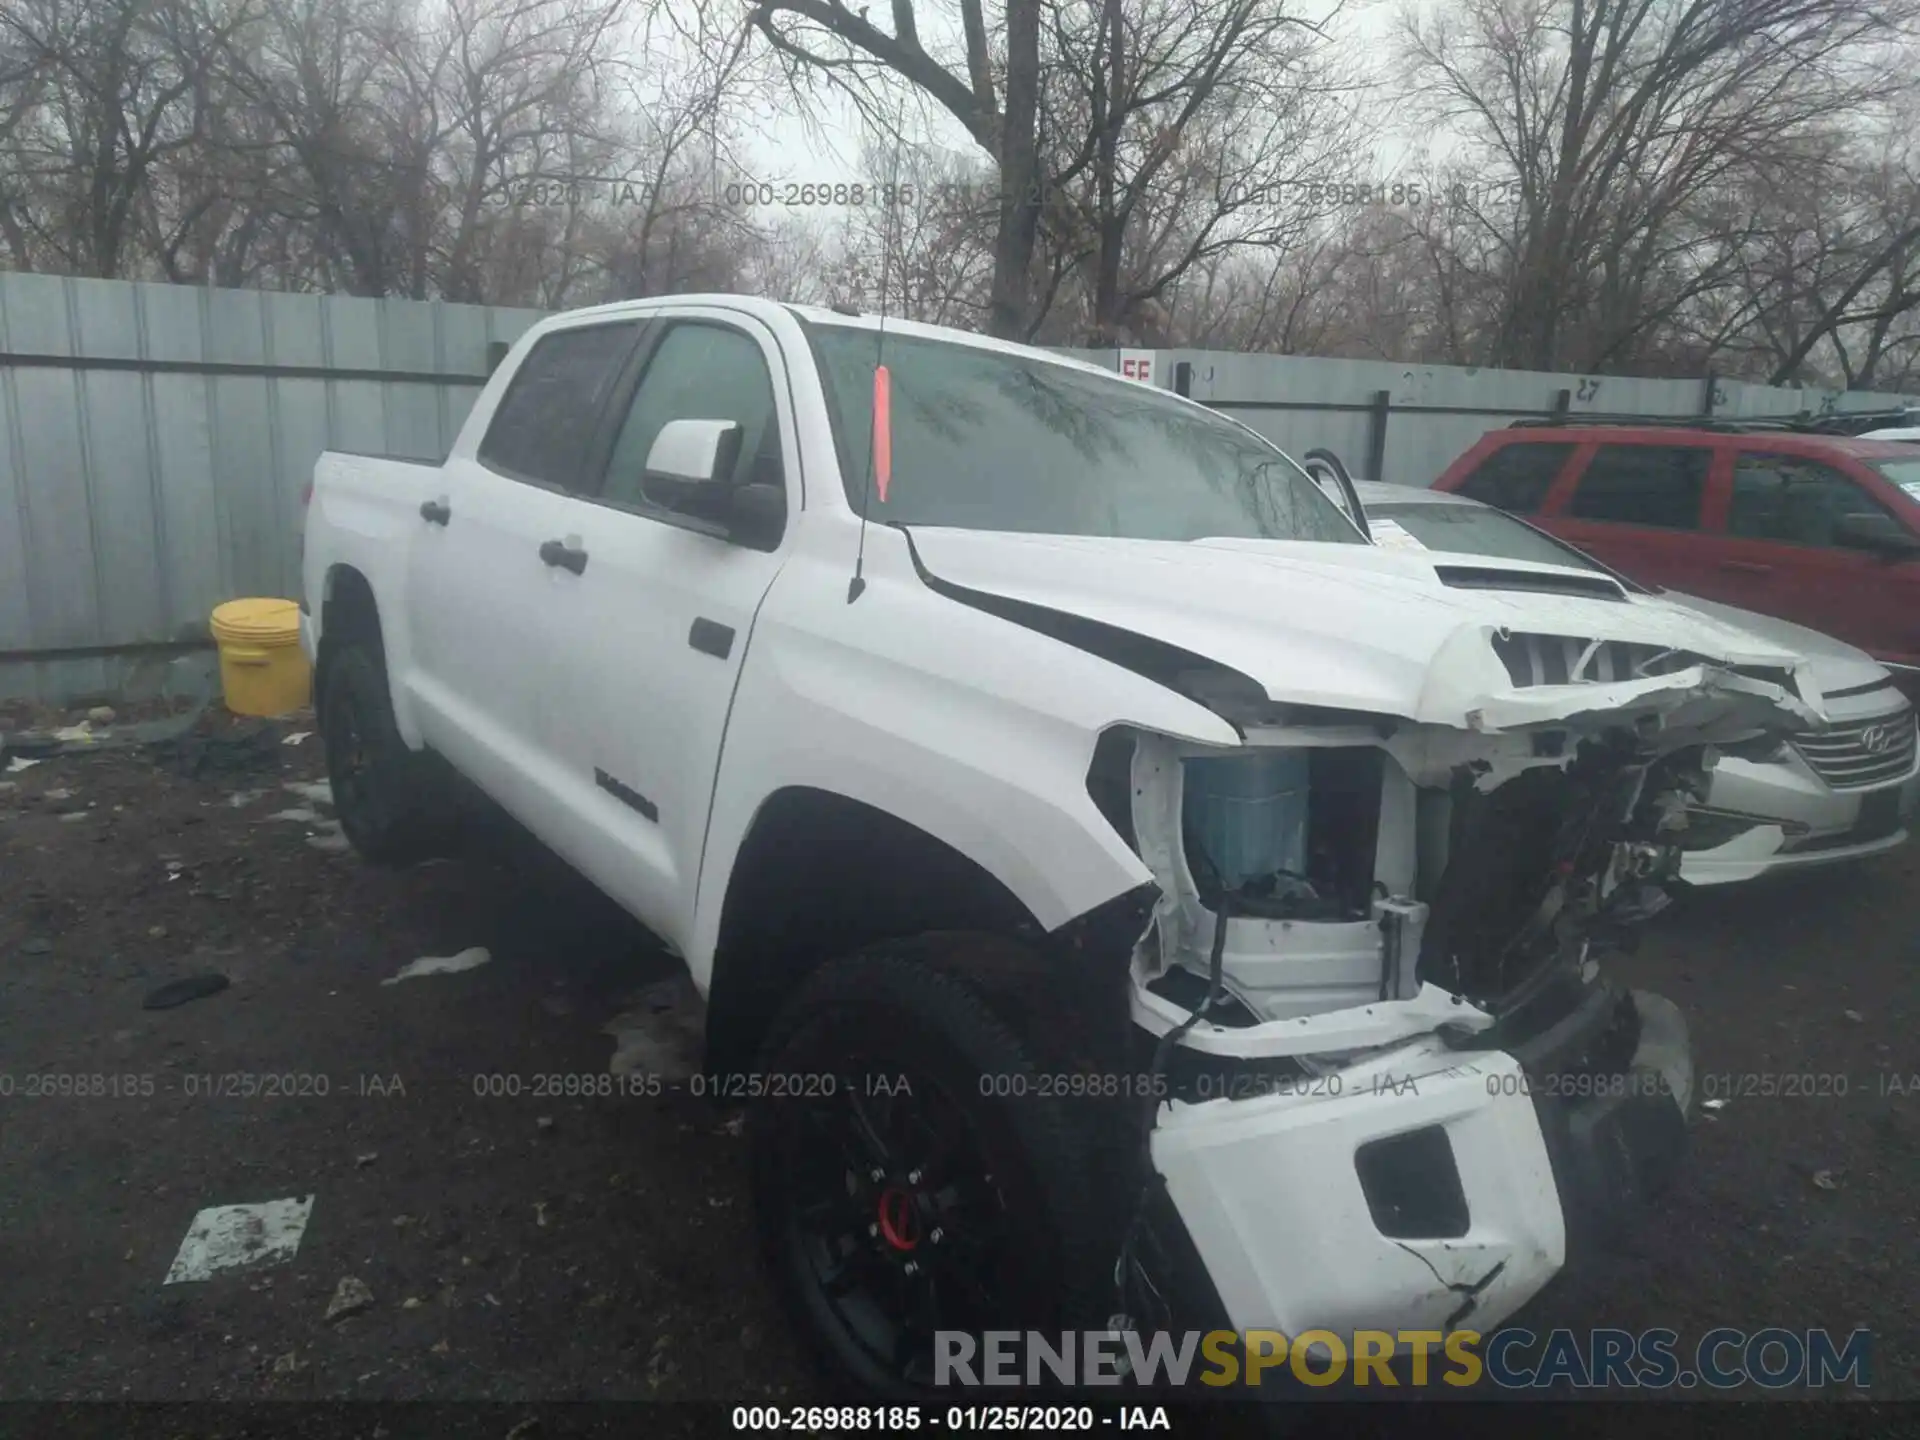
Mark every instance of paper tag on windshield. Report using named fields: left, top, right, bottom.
left=1369, top=517, right=1429, bottom=553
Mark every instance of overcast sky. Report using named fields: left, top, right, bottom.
left=723, top=0, right=1413, bottom=196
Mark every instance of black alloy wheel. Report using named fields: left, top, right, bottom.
left=749, top=942, right=1112, bottom=1402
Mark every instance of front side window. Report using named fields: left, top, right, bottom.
left=1729, top=454, right=1896, bottom=548
left=599, top=324, right=784, bottom=515
left=477, top=322, right=641, bottom=490
left=1453, top=442, right=1573, bottom=514
left=1567, top=444, right=1709, bottom=529
left=805, top=326, right=1364, bottom=545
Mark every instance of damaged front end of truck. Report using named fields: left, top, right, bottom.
left=1096, top=627, right=1823, bottom=1345
left=899, top=527, right=1825, bottom=1346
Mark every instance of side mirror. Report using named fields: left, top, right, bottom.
left=727, top=483, right=786, bottom=552
left=1833, top=511, right=1920, bottom=558
left=643, top=418, right=742, bottom=506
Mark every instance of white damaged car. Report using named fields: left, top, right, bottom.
left=301, top=297, right=1825, bottom=1397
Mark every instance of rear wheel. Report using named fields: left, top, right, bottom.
left=749, top=940, right=1113, bottom=1401
left=319, top=643, right=447, bottom=866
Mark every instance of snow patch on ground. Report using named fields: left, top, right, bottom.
left=603, top=975, right=705, bottom=1079
left=381, top=948, right=492, bottom=986
left=164, top=1197, right=315, bottom=1284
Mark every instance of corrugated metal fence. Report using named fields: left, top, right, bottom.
left=1125, top=350, right=1920, bottom=488
left=2, top=272, right=1915, bottom=703
left=0, top=273, right=541, bottom=702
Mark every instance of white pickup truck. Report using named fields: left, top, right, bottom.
left=301, top=295, right=1824, bottom=1399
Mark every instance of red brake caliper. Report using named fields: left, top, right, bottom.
left=877, top=1186, right=919, bottom=1251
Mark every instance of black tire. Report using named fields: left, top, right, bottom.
left=319, top=643, right=445, bottom=866
left=749, top=938, right=1116, bottom=1403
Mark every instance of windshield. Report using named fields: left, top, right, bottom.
left=806, top=325, right=1365, bottom=544
left=1871, top=457, right=1920, bottom=503
left=1366, top=500, right=1608, bottom=570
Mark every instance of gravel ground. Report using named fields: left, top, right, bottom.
left=1, top=706, right=1916, bottom=1420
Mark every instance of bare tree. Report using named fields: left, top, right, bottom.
left=419, top=0, right=631, bottom=300
left=0, top=0, right=247, bottom=277
left=561, top=0, right=769, bottom=301
left=810, top=138, right=1000, bottom=322
left=1035, top=0, right=1358, bottom=343
left=206, top=0, right=423, bottom=294
left=742, top=0, right=1048, bottom=335
left=1399, top=0, right=1916, bottom=372
left=0, top=25, right=49, bottom=267
left=1733, top=143, right=1920, bottom=384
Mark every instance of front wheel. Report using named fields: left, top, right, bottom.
left=748, top=940, right=1115, bottom=1401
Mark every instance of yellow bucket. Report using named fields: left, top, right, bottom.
left=210, top=597, right=311, bottom=717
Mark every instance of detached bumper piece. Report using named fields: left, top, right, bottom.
left=1150, top=1042, right=1568, bottom=1342
left=1510, top=985, right=1693, bottom=1260
left=1148, top=978, right=1694, bottom=1351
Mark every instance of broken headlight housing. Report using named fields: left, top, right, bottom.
left=1179, top=746, right=1386, bottom=922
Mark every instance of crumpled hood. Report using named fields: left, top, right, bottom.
left=1659, top=590, right=1887, bottom=695
left=905, top=528, right=1829, bottom=732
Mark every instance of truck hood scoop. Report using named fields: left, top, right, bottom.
left=902, top=527, right=1827, bottom=734
left=1431, top=564, right=1627, bottom=601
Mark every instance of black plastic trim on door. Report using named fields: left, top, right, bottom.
left=576, top=320, right=671, bottom=501
left=688, top=617, right=735, bottom=659
left=595, top=767, right=659, bottom=822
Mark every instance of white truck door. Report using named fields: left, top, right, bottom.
left=533, top=314, right=796, bottom=949
left=405, top=319, right=647, bottom=832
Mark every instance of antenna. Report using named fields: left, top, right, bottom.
left=847, top=114, right=906, bottom=604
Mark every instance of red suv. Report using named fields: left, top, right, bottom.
left=1432, top=423, right=1920, bottom=688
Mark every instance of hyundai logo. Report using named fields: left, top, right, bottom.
left=1859, top=723, right=1898, bottom=755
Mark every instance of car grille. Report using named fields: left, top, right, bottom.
left=1491, top=632, right=1699, bottom=687
left=1490, top=631, right=1801, bottom=697
left=1792, top=709, right=1918, bottom=790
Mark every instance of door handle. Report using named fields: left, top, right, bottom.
left=419, top=499, right=451, bottom=526
left=539, top=539, right=588, bottom=575
left=1718, top=560, right=1772, bottom=575
left=688, top=617, right=735, bottom=660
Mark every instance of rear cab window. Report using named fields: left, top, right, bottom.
left=477, top=322, right=644, bottom=491
left=1566, top=444, right=1710, bottom=530
left=1451, top=442, right=1574, bottom=513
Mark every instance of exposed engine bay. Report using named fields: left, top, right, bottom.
left=1095, top=685, right=1778, bottom=1341
left=1100, top=657, right=1821, bottom=1068
left=1414, top=740, right=1700, bottom=1002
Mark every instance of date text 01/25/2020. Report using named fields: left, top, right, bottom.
left=465, top=1071, right=909, bottom=1100
left=730, top=1405, right=1166, bottom=1433
left=0, top=1071, right=407, bottom=1099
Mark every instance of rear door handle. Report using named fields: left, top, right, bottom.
left=420, top=499, right=451, bottom=526
left=539, top=539, right=588, bottom=575
left=1719, top=559, right=1772, bottom=575
left=688, top=617, right=735, bottom=660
